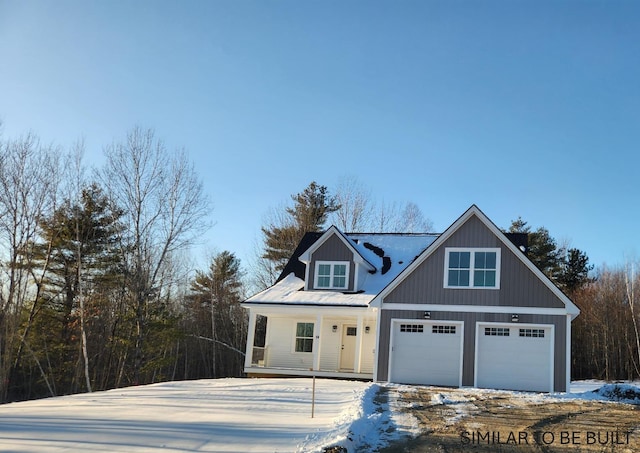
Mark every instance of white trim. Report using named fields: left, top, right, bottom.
left=244, top=366, right=373, bottom=380
left=245, top=311, right=257, bottom=370
left=474, top=321, right=555, bottom=392
left=388, top=318, right=464, bottom=387
left=372, top=205, right=580, bottom=319
left=380, top=303, right=571, bottom=316
left=241, top=304, right=372, bottom=317
left=292, top=320, right=315, bottom=354
left=373, top=307, right=382, bottom=381
left=566, top=314, right=572, bottom=393
left=298, top=226, right=376, bottom=270
left=443, top=247, right=501, bottom=289
left=314, top=260, right=350, bottom=290
left=313, top=314, right=323, bottom=370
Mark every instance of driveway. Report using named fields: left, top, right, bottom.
left=381, top=386, right=639, bottom=452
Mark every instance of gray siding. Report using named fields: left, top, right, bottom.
left=377, top=309, right=567, bottom=391
left=309, top=234, right=355, bottom=291
left=384, top=215, right=565, bottom=309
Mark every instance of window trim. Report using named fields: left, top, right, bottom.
left=314, top=261, right=350, bottom=290
left=444, top=247, right=501, bottom=289
left=293, top=322, right=314, bottom=353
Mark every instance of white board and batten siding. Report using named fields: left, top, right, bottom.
left=389, top=320, right=463, bottom=387
left=475, top=322, right=554, bottom=393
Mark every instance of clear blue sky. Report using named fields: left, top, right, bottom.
left=1, top=0, right=638, bottom=273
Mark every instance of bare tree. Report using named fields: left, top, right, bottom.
left=330, top=176, right=433, bottom=233
left=63, top=141, right=92, bottom=392
left=395, top=201, right=434, bottom=233
left=99, top=126, right=210, bottom=384
left=0, top=133, right=60, bottom=401
left=332, top=176, right=373, bottom=231
left=624, top=258, right=640, bottom=377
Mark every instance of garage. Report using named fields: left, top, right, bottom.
left=475, top=323, right=553, bottom=392
left=389, top=320, right=463, bottom=387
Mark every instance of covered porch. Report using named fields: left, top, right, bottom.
left=243, top=304, right=377, bottom=380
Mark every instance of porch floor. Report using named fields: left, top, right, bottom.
left=244, top=366, right=373, bottom=381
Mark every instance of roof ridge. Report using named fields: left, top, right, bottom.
left=345, top=231, right=441, bottom=236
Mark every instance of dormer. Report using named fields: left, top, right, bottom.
left=298, top=226, right=376, bottom=292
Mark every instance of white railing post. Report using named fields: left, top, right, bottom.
left=245, top=310, right=257, bottom=370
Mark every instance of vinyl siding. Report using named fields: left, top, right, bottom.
left=361, top=321, right=376, bottom=374
left=377, top=309, right=567, bottom=391
left=265, top=317, right=314, bottom=370
left=264, top=315, right=376, bottom=373
left=384, top=215, right=565, bottom=309
left=308, top=234, right=356, bottom=291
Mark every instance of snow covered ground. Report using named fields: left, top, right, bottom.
left=0, top=378, right=413, bottom=453
left=0, top=378, right=637, bottom=453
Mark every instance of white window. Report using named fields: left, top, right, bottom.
left=314, top=261, right=349, bottom=289
left=444, top=248, right=500, bottom=289
left=432, top=325, right=457, bottom=334
left=485, top=327, right=510, bottom=336
left=400, top=324, right=424, bottom=333
left=294, top=322, right=314, bottom=352
left=519, top=328, right=545, bottom=338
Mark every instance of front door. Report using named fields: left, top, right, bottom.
left=340, top=325, right=357, bottom=370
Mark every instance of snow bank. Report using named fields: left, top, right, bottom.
left=589, top=383, right=640, bottom=404
left=300, top=383, right=421, bottom=452
left=562, top=380, right=640, bottom=405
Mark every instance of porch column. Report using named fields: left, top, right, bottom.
left=313, top=314, right=323, bottom=371
left=244, top=310, right=257, bottom=370
left=354, top=314, right=364, bottom=373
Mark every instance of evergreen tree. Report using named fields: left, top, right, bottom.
left=19, top=183, right=123, bottom=396
left=507, top=217, right=563, bottom=281
left=262, top=182, right=340, bottom=272
left=557, top=248, right=594, bottom=293
left=507, top=218, right=595, bottom=293
left=187, top=251, right=246, bottom=378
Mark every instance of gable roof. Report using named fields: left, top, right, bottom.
left=276, top=231, right=323, bottom=282
left=245, top=230, right=438, bottom=307
left=371, top=205, right=580, bottom=317
left=298, top=225, right=377, bottom=272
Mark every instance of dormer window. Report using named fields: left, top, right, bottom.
left=315, top=261, right=349, bottom=289
left=444, top=248, right=500, bottom=289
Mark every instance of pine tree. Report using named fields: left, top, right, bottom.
left=187, top=251, right=245, bottom=377
left=18, top=183, right=123, bottom=397
left=507, top=217, right=563, bottom=281
left=557, top=248, right=594, bottom=293
left=262, top=182, right=340, bottom=272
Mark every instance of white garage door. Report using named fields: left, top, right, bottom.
left=389, top=321, right=462, bottom=387
left=476, top=324, right=553, bottom=392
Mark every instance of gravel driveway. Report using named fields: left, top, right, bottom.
left=381, top=386, right=639, bottom=453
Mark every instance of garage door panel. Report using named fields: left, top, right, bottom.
left=390, top=321, right=462, bottom=387
left=476, top=325, right=552, bottom=392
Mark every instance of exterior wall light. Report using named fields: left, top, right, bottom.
left=332, top=325, right=338, bottom=332
left=365, top=326, right=370, bottom=334
left=512, top=314, right=519, bottom=322
left=424, top=311, right=431, bottom=319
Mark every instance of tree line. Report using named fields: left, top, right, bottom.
left=0, top=128, right=246, bottom=402
left=1, top=125, right=638, bottom=403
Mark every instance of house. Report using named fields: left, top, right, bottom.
left=242, top=205, right=580, bottom=392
